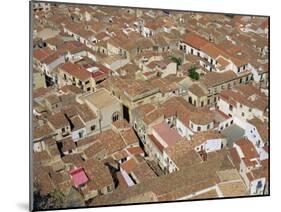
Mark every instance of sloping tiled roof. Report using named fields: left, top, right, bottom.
left=183, top=33, right=209, bottom=50
left=60, top=62, right=91, bottom=81
left=152, top=122, right=182, bottom=147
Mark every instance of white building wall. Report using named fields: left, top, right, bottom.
left=72, top=128, right=87, bottom=141
left=204, top=138, right=224, bottom=153
left=218, top=97, right=254, bottom=121
left=217, top=117, right=234, bottom=131
left=176, top=119, right=193, bottom=139
left=217, top=98, right=232, bottom=116
left=151, top=129, right=168, bottom=148
left=190, top=121, right=214, bottom=133
left=142, top=27, right=153, bottom=37
left=105, top=58, right=129, bottom=71
left=244, top=124, right=264, bottom=147
left=249, top=65, right=261, bottom=82
left=86, top=51, right=97, bottom=61
left=72, top=51, right=87, bottom=61
left=250, top=178, right=266, bottom=195
left=33, top=142, right=46, bottom=152
left=120, top=168, right=135, bottom=187
left=259, top=148, right=268, bottom=161
left=253, top=108, right=263, bottom=119
left=233, top=143, right=245, bottom=159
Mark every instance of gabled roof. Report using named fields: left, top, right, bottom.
left=191, top=131, right=224, bottom=147
left=60, top=62, right=91, bottom=81
left=248, top=118, right=268, bottom=142
left=48, top=112, right=69, bottom=129
left=70, top=167, right=89, bottom=187
left=83, top=159, right=113, bottom=189
left=235, top=138, right=259, bottom=159
left=188, top=84, right=207, bottom=97
left=91, top=150, right=234, bottom=205
left=33, top=47, right=54, bottom=62
left=152, top=122, right=182, bottom=147
left=183, top=33, right=209, bottom=50
left=201, top=70, right=238, bottom=88
left=120, top=128, right=139, bottom=146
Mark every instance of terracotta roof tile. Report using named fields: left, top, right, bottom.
left=183, top=33, right=209, bottom=50
left=60, top=62, right=91, bottom=81
left=152, top=122, right=182, bottom=147
left=235, top=138, right=259, bottom=159
left=48, top=112, right=69, bottom=129
left=121, top=158, right=138, bottom=173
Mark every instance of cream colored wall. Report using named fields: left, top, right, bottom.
left=33, top=72, right=46, bottom=90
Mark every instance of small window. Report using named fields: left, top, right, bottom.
left=242, top=112, right=245, bottom=117
left=78, top=131, right=84, bottom=138
left=177, top=127, right=183, bottom=135
left=256, top=140, right=261, bottom=148
left=91, top=125, right=96, bottom=131
left=197, top=126, right=201, bottom=131
left=87, top=87, right=91, bottom=91
left=257, top=181, right=263, bottom=189
left=207, top=124, right=210, bottom=130
left=230, top=120, right=233, bottom=124
left=85, top=80, right=90, bottom=84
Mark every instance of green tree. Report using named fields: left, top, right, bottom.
left=188, top=66, right=199, bottom=80
left=33, top=190, right=49, bottom=210
left=47, top=188, right=65, bottom=209
left=33, top=188, right=65, bottom=210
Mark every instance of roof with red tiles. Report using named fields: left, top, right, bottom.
left=235, top=138, right=259, bottom=159
left=60, top=62, right=91, bottom=81
left=183, top=33, right=209, bottom=50
left=70, top=167, right=88, bottom=187
left=152, top=122, right=182, bottom=147
left=148, top=134, right=165, bottom=153
left=127, top=147, right=144, bottom=155
left=121, top=158, right=138, bottom=173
